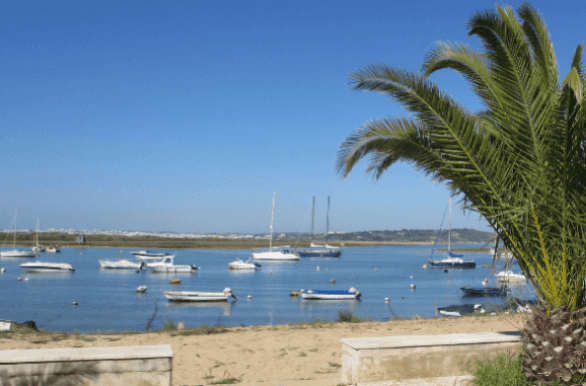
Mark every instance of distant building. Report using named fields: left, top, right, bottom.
left=76, top=235, right=85, bottom=244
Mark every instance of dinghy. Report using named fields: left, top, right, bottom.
left=164, top=287, right=236, bottom=302
left=299, top=287, right=361, bottom=300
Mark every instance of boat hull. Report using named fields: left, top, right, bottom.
left=428, top=260, right=476, bottom=268
left=1, top=250, right=37, bottom=258
left=252, top=251, right=299, bottom=261
left=297, top=249, right=342, bottom=258
left=20, top=262, right=74, bottom=272
left=149, top=265, right=199, bottom=273
left=99, top=259, right=142, bottom=269
left=164, top=291, right=229, bottom=302
left=300, top=290, right=360, bottom=300
left=460, top=286, right=508, bottom=296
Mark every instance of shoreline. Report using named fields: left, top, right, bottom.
left=0, top=315, right=527, bottom=385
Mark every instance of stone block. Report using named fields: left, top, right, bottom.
left=341, top=331, right=522, bottom=383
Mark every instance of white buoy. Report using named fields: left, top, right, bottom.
left=0, top=268, right=5, bottom=273
left=410, top=284, right=416, bottom=289
left=330, top=278, right=336, bottom=284
left=482, top=278, right=488, bottom=285
left=410, top=275, right=413, bottom=279
left=316, top=266, right=320, bottom=271
left=72, top=302, right=78, bottom=306
left=24, top=278, right=29, bottom=281
left=385, top=298, right=390, bottom=302
left=17, top=277, right=22, bottom=281
left=247, top=295, right=252, bottom=300
left=422, top=264, right=428, bottom=269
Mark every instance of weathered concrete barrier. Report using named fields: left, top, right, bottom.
left=341, top=331, right=522, bottom=384
left=0, top=345, right=173, bottom=386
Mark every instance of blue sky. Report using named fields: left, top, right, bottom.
left=1, top=1, right=584, bottom=234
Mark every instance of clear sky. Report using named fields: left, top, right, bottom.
left=1, top=1, right=584, bottom=234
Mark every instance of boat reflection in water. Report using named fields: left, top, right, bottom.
left=298, top=298, right=359, bottom=311
left=164, top=301, right=232, bottom=316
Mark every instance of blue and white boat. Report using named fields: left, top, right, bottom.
left=299, top=287, right=361, bottom=300
left=428, top=197, right=476, bottom=269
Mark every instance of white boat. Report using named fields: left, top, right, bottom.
left=0, top=210, right=37, bottom=259
left=136, top=286, right=147, bottom=293
left=428, top=197, right=476, bottom=269
left=131, top=250, right=171, bottom=259
left=229, top=257, right=261, bottom=270
left=300, top=287, right=361, bottom=300
left=31, top=219, right=45, bottom=253
left=495, top=270, right=527, bottom=283
left=164, top=287, right=236, bottom=302
left=147, top=255, right=199, bottom=273
left=45, top=246, right=57, bottom=253
left=20, top=262, right=74, bottom=272
left=99, top=259, right=144, bottom=270
left=252, top=192, right=300, bottom=261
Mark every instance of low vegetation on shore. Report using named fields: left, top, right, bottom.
left=0, top=228, right=492, bottom=250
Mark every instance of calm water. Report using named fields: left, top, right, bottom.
left=0, top=245, right=535, bottom=333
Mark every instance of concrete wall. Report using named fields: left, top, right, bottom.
left=341, top=331, right=522, bottom=384
left=0, top=345, right=173, bottom=386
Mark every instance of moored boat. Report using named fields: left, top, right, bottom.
left=460, top=285, right=509, bottom=296
left=1, top=210, right=37, bottom=258
left=131, top=250, right=171, bottom=259
left=99, top=259, right=144, bottom=270
left=164, top=287, right=236, bottom=302
left=228, top=257, right=261, bottom=270
left=147, top=255, right=199, bottom=273
left=297, top=197, right=344, bottom=258
left=20, top=262, right=74, bottom=272
left=252, top=247, right=299, bottom=261
left=428, top=197, right=476, bottom=269
left=252, top=192, right=300, bottom=261
left=299, top=287, right=361, bottom=300
left=495, top=270, right=527, bottom=283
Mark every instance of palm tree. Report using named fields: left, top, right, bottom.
left=337, top=2, right=586, bottom=310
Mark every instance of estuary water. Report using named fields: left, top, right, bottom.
left=0, top=245, right=534, bottom=333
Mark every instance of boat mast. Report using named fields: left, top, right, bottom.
left=310, top=196, right=315, bottom=243
left=448, top=196, right=451, bottom=253
left=269, top=192, right=276, bottom=251
left=35, top=218, right=39, bottom=247
left=326, top=196, right=330, bottom=244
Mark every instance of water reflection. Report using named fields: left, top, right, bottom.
left=165, top=301, right=232, bottom=316
left=299, top=299, right=359, bottom=311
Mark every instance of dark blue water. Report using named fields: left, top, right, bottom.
left=0, top=245, right=534, bottom=332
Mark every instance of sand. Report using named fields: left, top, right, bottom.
left=0, top=315, right=528, bottom=386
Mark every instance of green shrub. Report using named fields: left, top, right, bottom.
left=470, top=351, right=530, bottom=386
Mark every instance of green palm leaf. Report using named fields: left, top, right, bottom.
left=339, top=2, right=586, bottom=309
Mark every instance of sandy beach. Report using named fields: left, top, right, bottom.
left=0, top=314, right=528, bottom=386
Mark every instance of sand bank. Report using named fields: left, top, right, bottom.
left=0, top=315, right=527, bottom=386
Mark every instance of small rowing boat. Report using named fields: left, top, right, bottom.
left=164, top=288, right=237, bottom=302
left=299, top=287, right=361, bottom=300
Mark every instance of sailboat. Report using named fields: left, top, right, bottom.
left=428, top=197, right=475, bottom=268
left=297, top=196, right=343, bottom=257
left=252, top=192, right=299, bottom=261
left=31, top=219, right=45, bottom=253
left=0, top=210, right=37, bottom=258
